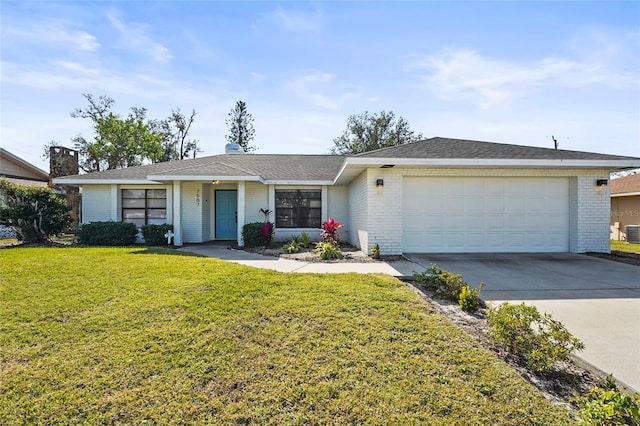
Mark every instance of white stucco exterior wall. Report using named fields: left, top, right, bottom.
left=81, top=185, right=113, bottom=223
left=347, top=171, right=369, bottom=252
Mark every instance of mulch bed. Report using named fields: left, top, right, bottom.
left=586, top=250, right=640, bottom=266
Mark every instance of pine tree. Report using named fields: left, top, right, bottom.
left=225, top=101, right=256, bottom=153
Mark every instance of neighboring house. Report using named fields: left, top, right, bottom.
left=610, top=173, right=640, bottom=241
left=53, top=137, right=640, bottom=254
left=0, top=148, right=50, bottom=238
left=0, top=148, right=50, bottom=189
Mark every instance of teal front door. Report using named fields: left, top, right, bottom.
left=215, top=190, right=237, bottom=239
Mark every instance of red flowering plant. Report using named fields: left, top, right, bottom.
left=261, top=221, right=274, bottom=247
left=320, top=217, right=343, bottom=246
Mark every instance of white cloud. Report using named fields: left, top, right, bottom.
left=255, top=6, right=323, bottom=34
left=405, top=44, right=639, bottom=108
left=287, top=72, right=362, bottom=109
left=106, top=10, right=172, bottom=63
left=4, top=21, right=99, bottom=52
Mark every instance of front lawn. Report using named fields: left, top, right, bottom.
left=0, top=247, right=575, bottom=424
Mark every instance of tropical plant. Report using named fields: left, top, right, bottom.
left=314, top=241, right=341, bottom=260
left=283, top=236, right=302, bottom=254
left=371, top=243, right=381, bottom=260
left=320, top=217, right=343, bottom=245
left=299, top=232, right=311, bottom=248
left=261, top=221, right=274, bottom=248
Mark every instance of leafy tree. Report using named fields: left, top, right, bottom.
left=156, top=108, right=201, bottom=161
left=0, top=179, right=72, bottom=243
left=225, top=100, right=256, bottom=152
left=59, top=94, right=199, bottom=172
left=330, top=111, right=424, bottom=155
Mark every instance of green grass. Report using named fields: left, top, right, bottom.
left=0, top=247, right=576, bottom=425
left=611, top=239, right=640, bottom=254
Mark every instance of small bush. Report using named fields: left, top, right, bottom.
left=141, top=224, right=173, bottom=246
left=487, top=302, right=585, bottom=373
left=413, top=264, right=443, bottom=289
left=283, top=236, right=302, bottom=253
left=314, top=241, right=341, bottom=260
left=299, top=232, right=311, bottom=248
left=371, top=243, right=381, bottom=260
left=459, top=283, right=484, bottom=312
left=413, top=264, right=468, bottom=301
left=242, top=222, right=264, bottom=248
left=572, top=376, right=640, bottom=425
left=77, top=221, right=138, bottom=246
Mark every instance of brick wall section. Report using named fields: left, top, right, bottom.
left=361, top=167, right=612, bottom=255
left=574, top=175, right=611, bottom=253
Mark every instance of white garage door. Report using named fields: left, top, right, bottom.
left=402, top=177, right=569, bottom=253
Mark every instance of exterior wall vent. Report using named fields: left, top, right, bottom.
left=225, top=143, right=245, bottom=154
left=626, top=225, right=640, bottom=244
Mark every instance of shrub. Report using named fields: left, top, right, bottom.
left=371, top=243, right=381, bottom=260
left=314, top=241, right=341, bottom=260
left=283, top=236, right=302, bottom=253
left=299, top=231, right=311, bottom=248
left=77, top=221, right=138, bottom=246
left=242, top=222, right=264, bottom=248
left=413, top=264, right=469, bottom=301
left=458, top=283, right=484, bottom=312
left=242, top=222, right=274, bottom=248
left=141, top=224, right=173, bottom=246
left=487, top=302, right=585, bottom=373
left=0, top=178, right=72, bottom=243
left=572, top=376, right=640, bottom=425
left=320, top=217, right=343, bottom=245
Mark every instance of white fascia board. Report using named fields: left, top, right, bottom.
left=342, top=157, right=640, bottom=169
left=146, top=175, right=263, bottom=182
left=263, top=180, right=335, bottom=186
left=611, top=191, right=640, bottom=197
left=51, top=178, right=158, bottom=185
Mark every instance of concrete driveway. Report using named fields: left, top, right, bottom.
left=406, top=253, right=640, bottom=392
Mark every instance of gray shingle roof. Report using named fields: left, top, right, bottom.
left=56, top=154, right=346, bottom=182
left=355, top=137, right=639, bottom=160
left=53, top=137, right=639, bottom=185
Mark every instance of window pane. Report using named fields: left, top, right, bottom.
left=147, top=209, right=167, bottom=220
left=147, top=189, right=166, bottom=199
left=147, top=198, right=167, bottom=208
left=123, top=209, right=145, bottom=219
left=123, top=199, right=146, bottom=208
left=122, top=189, right=145, bottom=198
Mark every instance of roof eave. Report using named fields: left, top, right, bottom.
left=51, top=178, right=160, bottom=185
left=343, top=157, right=640, bottom=168
left=611, top=191, right=640, bottom=197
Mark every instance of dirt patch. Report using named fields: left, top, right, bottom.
left=586, top=251, right=640, bottom=267
left=406, top=281, right=604, bottom=412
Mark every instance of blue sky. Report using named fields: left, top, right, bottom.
left=1, top=1, right=639, bottom=172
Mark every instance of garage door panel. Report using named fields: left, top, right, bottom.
left=403, top=177, right=569, bottom=253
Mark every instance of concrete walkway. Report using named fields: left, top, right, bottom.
left=178, top=244, right=420, bottom=276
left=178, top=245, right=639, bottom=393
